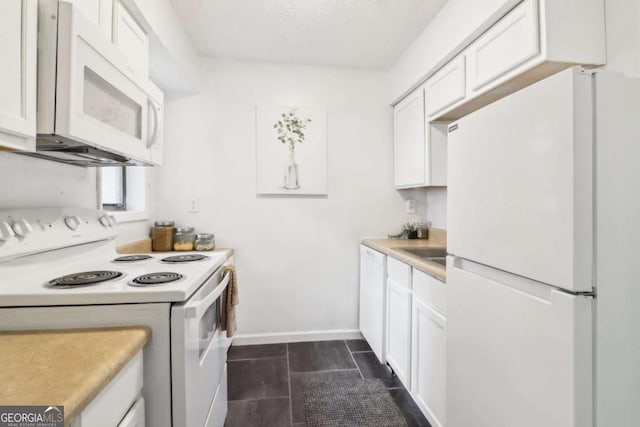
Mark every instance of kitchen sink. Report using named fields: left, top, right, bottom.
left=393, top=247, right=447, bottom=267
left=394, top=247, right=447, bottom=258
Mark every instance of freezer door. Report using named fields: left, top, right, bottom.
left=447, top=256, right=592, bottom=427
left=447, top=67, right=593, bottom=292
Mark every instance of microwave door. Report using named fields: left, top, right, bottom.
left=53, top=2, right=152, bottom=163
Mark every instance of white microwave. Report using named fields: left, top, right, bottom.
left=31, top=0, right=163, bottom=167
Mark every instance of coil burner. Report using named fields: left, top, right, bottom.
left=47, top=271, right=123, bottom=288
left=129, top=272, right=184, bottom=287
left=113, top=255, right=154, bottom=263
left=161, top=254, right=210, bottom=263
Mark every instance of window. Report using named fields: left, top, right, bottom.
left=99, top=166, right=149, bottom=222
left=101, top=167, right=126, bottom=211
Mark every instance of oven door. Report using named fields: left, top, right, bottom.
left=50, top=2, right=162, bottom=164
left=171, top=264, right=232, bottom=427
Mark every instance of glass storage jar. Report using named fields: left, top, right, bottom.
left=194, top=233, right=215, bottom=251
left=174, top=227, right=195, bottom=251
left=151, top=221, right=175, bottom=252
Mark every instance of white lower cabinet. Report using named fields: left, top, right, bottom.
left=385, top=258, right=412, bottom=388
left=411, top=269, right=447, bottom=427
left=411, top=295, right=446, bottom=427
left=71, top=351, right=145, bottom=427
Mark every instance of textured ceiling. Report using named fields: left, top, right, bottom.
left=170, top=0, right=448, bottom=69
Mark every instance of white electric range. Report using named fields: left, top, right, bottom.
left=0, top=207, right=232, bottom=427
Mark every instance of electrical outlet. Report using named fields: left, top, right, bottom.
left=406, top=199, right=416, bottom=214
left=188, top=198, right=200, bottom=213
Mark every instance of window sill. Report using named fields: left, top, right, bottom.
left=111, top=210, right=149, bottom=224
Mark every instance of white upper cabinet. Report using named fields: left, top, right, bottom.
left=69, top=0, right=113, bottom=39
left=113, top=1, right=149, bottom=77
left=394, top=88, right=448, bottom=189
left=425, top=56, right=466, bottom=119
left=394, top=90, right=425, bottom=188
left=409, top=0, right=606, bottom=122
left=0, top=0, right=37, bottom=151
left=466, top=0, right=539, bottom=92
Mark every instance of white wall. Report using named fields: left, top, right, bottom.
left=0, top=154, right=97, bottom=209
left=154, top=58, right=411, bottom=338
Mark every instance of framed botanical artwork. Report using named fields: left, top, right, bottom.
left=256, top=105, right=328, bottom=196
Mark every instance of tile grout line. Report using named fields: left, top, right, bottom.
left=344, top=340, right=365, bottom=379
left=227, top=355, right=288, bottom=362
left=286, top=342, right=294, bottom=427
left=228, top=395, right=291, bottom=403
left=289, top=368, right=362, bottom=375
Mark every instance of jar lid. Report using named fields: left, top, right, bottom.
left=196, top=233, right=214, bottom=239
left=175, top=227, right=195, bottom=233
left=154, top=221, right=175, bottom=227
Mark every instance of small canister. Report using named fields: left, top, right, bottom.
left=174, top=227, right=195, bottom=251
left=194, top=233, right=215, bottom=251
left=151, top=221, right=175, bottom=251
left=417, top=221, right=429, bottom=240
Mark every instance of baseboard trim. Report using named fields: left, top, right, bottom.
left=231, top=329, right=363, bottom=346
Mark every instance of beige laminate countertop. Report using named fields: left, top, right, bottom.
left=0, top=326, right=150, bottom=427
left=362, top=237, right=447, bottom=282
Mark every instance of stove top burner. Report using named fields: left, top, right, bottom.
left=47, top=271, right=123, bottom=288
left=161, top=254, right=210, bottom=263
left=113, top=254, right=154, bottom=263
left=129, top=272, right=184, bottom=287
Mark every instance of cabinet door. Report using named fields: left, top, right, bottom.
left=113, top=1, right=149, bottom=76
left=0, top=0, right=36, bottom=151
left=394, top=89, right=425, bottom=188
left=411, top=296, right=446, bottom=427
left=71, top=0, right=113, bottom=39
left=385, top=279, right=412, bottom=388
left=425, top=56, right=466, bottom=119
left=359, top=246, right=386, bottom=363
left=466, top=0, right=539, bottom=92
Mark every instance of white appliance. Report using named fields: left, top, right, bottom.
left=0, top=208, right=232, bottom=427
left=29, top=0, right=163, bottom=167
left=359, top=245, right=386, bottom=363
left=446, top=67, right=640, bottom=427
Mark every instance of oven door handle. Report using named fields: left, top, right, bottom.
left=184, top=270, right=232, bottom=319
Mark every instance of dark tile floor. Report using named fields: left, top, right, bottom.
left=225, top=340, right=431, bottom=427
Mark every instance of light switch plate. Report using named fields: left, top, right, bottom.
left=406, top=199, right=416, bottom=214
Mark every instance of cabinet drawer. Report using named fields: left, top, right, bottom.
left=360, top=245, right=385, bottom=264
left=425, top=56, right=466, bottom=118
left=466, top=0, right=539, bottom=92
left=117, top=397, right=145, bottom=427
left=387, top=257, right=411, bottom=289
left=413, top=269, right=446, bottom=316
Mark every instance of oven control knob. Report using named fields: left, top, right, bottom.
left=99, top=215, right=112, bottom=228
left=108, top=215, right=117, bottom=226
left=0, top=221, right=16, bottom=245
left=11, top=219, right=33, bottom=237
left=64, top=215, right=81, bottom=231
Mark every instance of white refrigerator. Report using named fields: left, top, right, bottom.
left=446, top=67, right=640, bottom=427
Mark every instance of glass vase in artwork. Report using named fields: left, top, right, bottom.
left=284, top=145, right=300, bottom=190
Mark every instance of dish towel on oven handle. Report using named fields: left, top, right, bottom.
left=221, top=264, right=239, bottom=337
